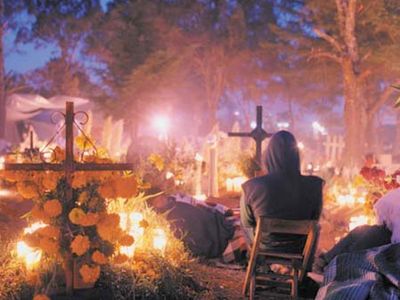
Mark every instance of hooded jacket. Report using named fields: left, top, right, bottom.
left=240, top=131, right=323, bottom=252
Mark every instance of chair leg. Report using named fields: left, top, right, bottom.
left=249, top=272, right=256, bottom=300
left=291, top=268, right=298, bottom=298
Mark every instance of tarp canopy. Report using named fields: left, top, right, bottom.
left=6, top=94, right=90, bottom=121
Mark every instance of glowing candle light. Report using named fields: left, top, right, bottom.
left=153, top=228, right=167, bottom=254
left=0, top=156, right=4, bottom=169
left=16, top=241, right=42, bottom=269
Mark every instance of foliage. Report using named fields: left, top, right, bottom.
left=0, top=242, right=34, bottom=300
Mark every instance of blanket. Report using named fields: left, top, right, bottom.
left=316, top=243, right=400, bottom=300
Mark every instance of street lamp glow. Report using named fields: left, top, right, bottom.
left=250, top=121, right=257, bottom=129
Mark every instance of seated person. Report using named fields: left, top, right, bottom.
left=147, top=189, right=235, bottom=258
left=240, top=130, right=324, bottom=254
left=314, top=187, right=400, bottom=273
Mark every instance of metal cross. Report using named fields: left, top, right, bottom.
left=4, top=102, right=133, bottom=295
left=228, top=106, right=273, bottom=168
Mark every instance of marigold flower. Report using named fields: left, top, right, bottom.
left=41, top=173, right=58, bottom=190
left=113, top=254, right=128, bottom=264
left=80, top=212, right=99, bottom=227
left=98, top=182, right=115, bottom=199
left=72, top=172, right=87, bottom=188
left=119, top=234, right=134, bottom=246
left=91, top=250, right=108, bottom=265
left=37, top=225, right=61, bottom=240
left=39, top=237, right=59, bottom=255
left=97, top=214, right=123, bottom=243
left=114, top=177, right=138, bottom=198
left=31, top=205, right=49, bottom=222
left=43, top=199, right=62, bottom=217
left=79, top=264, right=101, bottom=283
left=33, top=294, right=50, bottom=300
left=69, top=208, right=86, bottom=225
left=71, top=235, right=90, bottom=256
left=16, top=181, right=39, bottom=199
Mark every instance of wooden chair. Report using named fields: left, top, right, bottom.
left=242, top=218, right=319, bottom=299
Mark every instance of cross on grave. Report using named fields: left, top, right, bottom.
left=228, top=106, right=273, bottom=168
left=4, top=102, right=133, bottom=296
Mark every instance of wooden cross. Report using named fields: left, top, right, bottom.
left=228, top=106, right=273, bottom=168
left=4, top=102, right=133, bottom=295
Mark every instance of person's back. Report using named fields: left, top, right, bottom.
left=240, top=130, right=323, bottom=253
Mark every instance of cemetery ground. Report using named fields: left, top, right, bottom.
left=1, top=193, right=325, bottom=300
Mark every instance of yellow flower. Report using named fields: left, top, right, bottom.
left=43, top=200, right=62, bottom=218
left=113, top=254, right=128, bottom=264
left=148, top=153, right=164, bottom=171
left=33, top=294, right=51, bottom=300
left=71, top=235, right=90, bottom=256
left=119, top=234, right=134, bottom=246
left=92, top=250, right=108, bottom=265
left=69, top=208, right=86, bottom=225
left=79, top=264, right=100, bottom=283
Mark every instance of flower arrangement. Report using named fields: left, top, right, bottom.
left=0, top=143, right=139, bottom=290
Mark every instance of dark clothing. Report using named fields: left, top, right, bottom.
left=240, top=173, right=323, bottom=253
left=323, top=224, right=392, bottom=263
left=154, top=198, right=235, bottom=258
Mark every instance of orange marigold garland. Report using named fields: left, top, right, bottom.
left=71, top=235, right=90, bottom=256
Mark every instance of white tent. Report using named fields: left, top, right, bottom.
left=4, top=93, right=91, bottom=145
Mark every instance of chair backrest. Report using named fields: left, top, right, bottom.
left=255, top=217, right=319, bottom=279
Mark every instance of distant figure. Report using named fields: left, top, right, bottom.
left=240, top=130, right=324, bottom=253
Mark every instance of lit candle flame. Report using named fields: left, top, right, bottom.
left=23, top=222, right=47, bottom=235
left=16, top=241, right=42, bottom=269
left=153, top=228, right=167, bottom=254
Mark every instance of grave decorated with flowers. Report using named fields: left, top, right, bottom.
left=0, top=103, right=212, bottom=299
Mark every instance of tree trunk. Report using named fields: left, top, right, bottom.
left=342, top=57, right=367, bottom=167
left=0, top=0, right=5, bottom=139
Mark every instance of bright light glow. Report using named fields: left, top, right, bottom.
left=23, top=222, right=47, bottom=234
left=234, top=111, right=240, bottom=116
left=312, top=121, right=327, bottom=135
left=0, top=156, right=4, bottom=170
left=152, top=115, right=170, bottom=140
left=153, top=228, right=167, bottom=253
left=16, top=241, right=42, bottom=269
left=128, top=212, right=145, bottom=238
left=277, top=122, right=290, bottom=129
left=193, top=194, right=207, bottom=201
left=129, top=212, right=143, bottom=224
left=297, top=142, right=305, bottom=150
left=119, top=213, right=128, bottom=231
left=165, top=171, right=174, bottom=179
left=226, top=176, right=247, bottom=193
left=0, top=190, right=12, bottom=197
left=349, top=215, right=370, bottom=231
left=250, top=121, right=257, bottom=129
left=195, top=153, right=203, bottom=162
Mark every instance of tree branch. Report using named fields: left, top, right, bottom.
left=308, top=50, right=342, bottom=64
left=314, top=28, right=343, bottom=53
left=367, top=82, right=400, bottom=117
